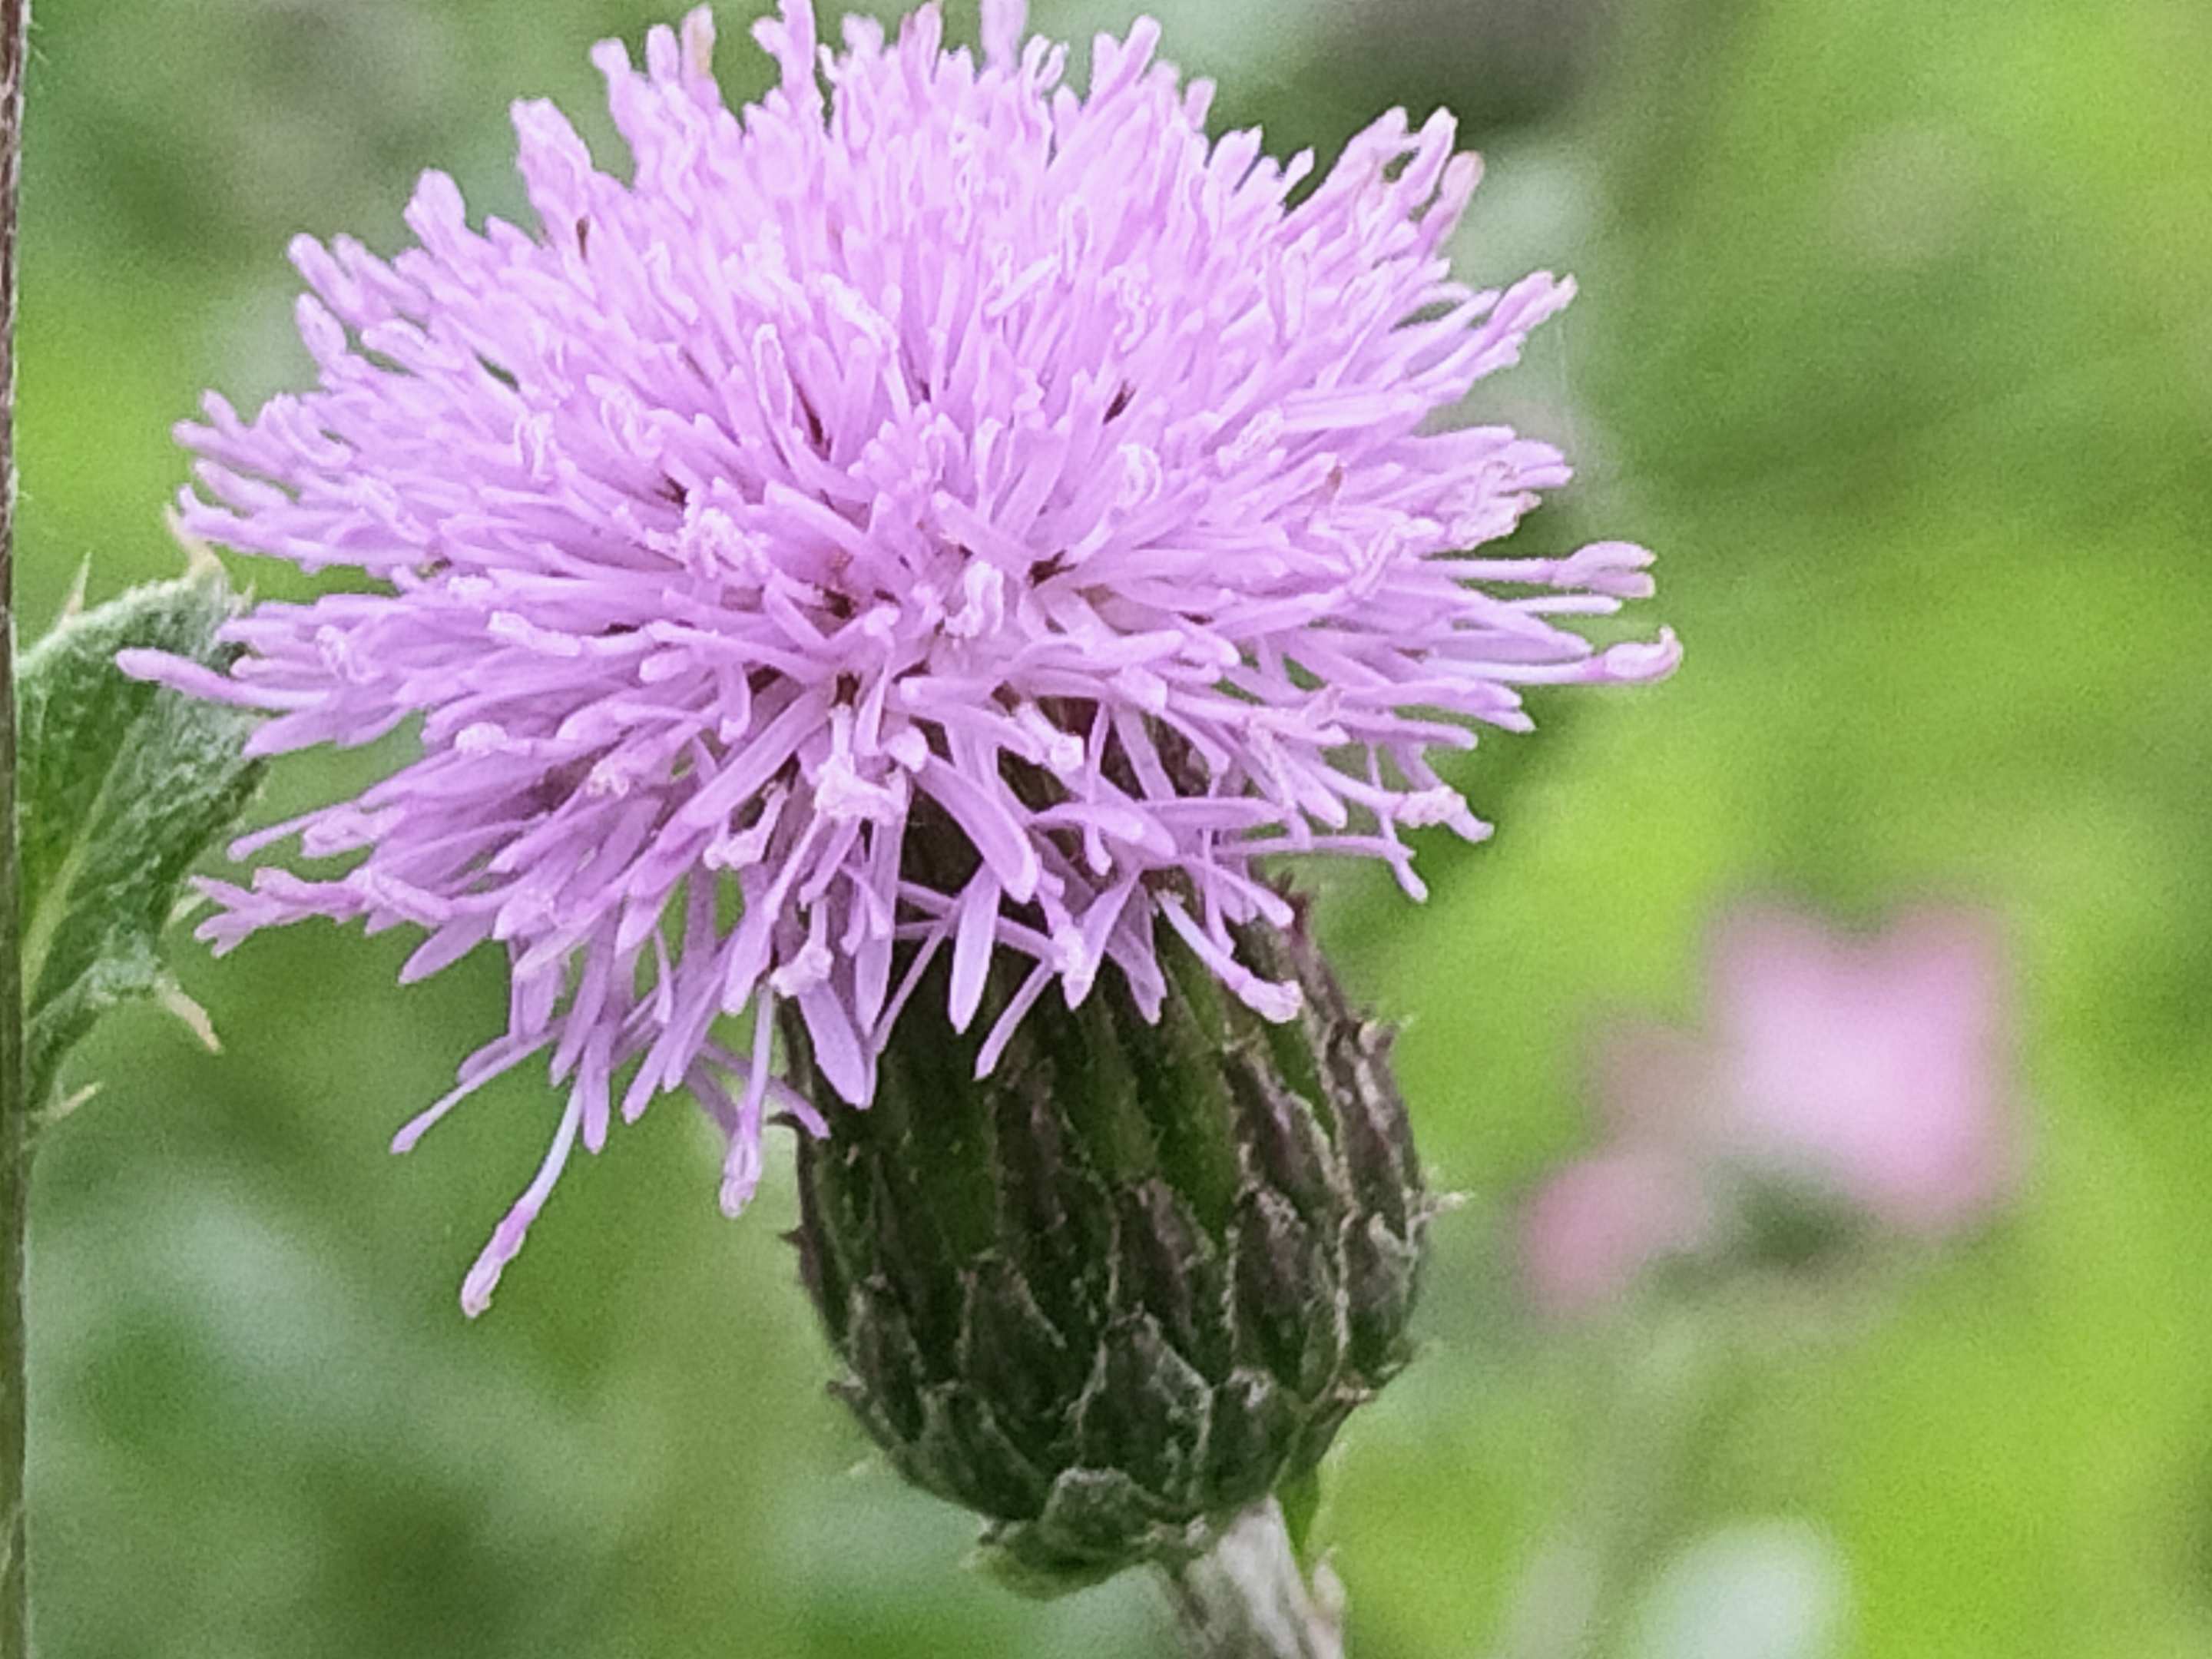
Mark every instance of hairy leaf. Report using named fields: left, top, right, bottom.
left=18, top=566, right=263, bottom=1104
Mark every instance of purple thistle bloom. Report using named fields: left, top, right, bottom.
left=124, top=0, right=1678, bottom=1313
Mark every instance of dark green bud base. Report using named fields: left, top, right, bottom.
left=788, top=909, right=1427, bottom=1595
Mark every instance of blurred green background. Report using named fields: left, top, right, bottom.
left=19, top=0, right=2212, bottom=1654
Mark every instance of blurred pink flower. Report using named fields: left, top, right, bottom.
left=1519, top=1147, right=1713, bottom=1316
left=1522, top=904, right=2024, bottom=1315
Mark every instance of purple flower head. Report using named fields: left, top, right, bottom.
left=126, top=0, right=1677, bottom=1313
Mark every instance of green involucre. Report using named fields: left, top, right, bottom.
left=790, top=912, right=1428, bottom=1594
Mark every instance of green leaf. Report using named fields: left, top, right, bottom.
left=17, top=563, right=264, bottom=1106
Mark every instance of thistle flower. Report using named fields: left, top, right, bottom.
left=125, top=0, right=1677, bottom=1313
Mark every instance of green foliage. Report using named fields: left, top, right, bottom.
left=16, top=562, right=263, bottom=1104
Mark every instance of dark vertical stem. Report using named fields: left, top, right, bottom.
left=0, top=1, right=28, bottom=1653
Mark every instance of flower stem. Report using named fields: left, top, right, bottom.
left=1163, top=1499, right=1347, bottom=1659
left=0, top=2, right=28, bottom=1653
left=1491, top=1306, right=1734, bottom=1659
